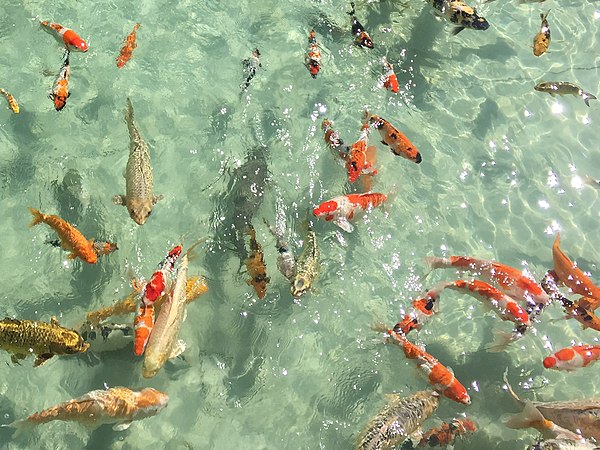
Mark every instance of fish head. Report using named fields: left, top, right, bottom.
left=469, top=15, right=490, bottom=31
left=59, top=329, right=91, bottom=354
left=71, top=37, right=89, bottom=53
left=50, top=93, right=69, bottom=111
left=534, top=81, right=552, bottom=93
left=291, top=274, right=311, bottom=298
left=321, top=119, right=333, bottom=131
left=127, top=198, right=154, bottom=225
left=134, top=388, right=169, bottom=417
left=313, top=200, right=338, bottom=219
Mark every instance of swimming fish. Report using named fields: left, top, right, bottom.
left=9, top=387, right=167, bottom=432
left=28, top=207, right=99, bottom=264
left=245, top=225, right=270, bottom=299
left=386, top=329, right=471, bottom=405
left=263, top=217, right=296, bottom=281
left=312, top=192, right=388, bottom=233
left=0, top=88, right=19, bottom=113
left=533, top=11, right=551, bottom=56
left=40, top=21, right=88, bottom=52
left=79, top=321, right=134, bottom=353
left=291, top=224, right=320, bottom=299
left=116, top=23, right=140, bottom=68
left=417, top=418, right=477, bottom=448
left=49, top=52, right=70, bottom=112
left=543, top=345, right=600, bottom=372
left=347, top=2, right=374, bottom=48
left=366, top=112, right=422, bottom=164
left=305, top=29, right=321, bottom=78
left=0, top=317, right=89, bottom=366
left=381, top=57, right=399, bottom=94
left=535, top=82, right=597, bottom=107
left=346, top=123, right=377, bottom=184
left=356, top=391, right=439, bottom=450
left=241, top=48, right=261, bottom=91
left=321, top=119, right=348, bottom=159
left=113, top=98, right=162, bottom=225
left=142, top=254, right=189, bottom=378
left=428, top=0, right=490, bottom=35
left=393, top=283, right=446, bottom=336
left=527, top=438, right=600, bottom=450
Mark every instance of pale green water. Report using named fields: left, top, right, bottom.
left=0, top=0, right=599, bottom=448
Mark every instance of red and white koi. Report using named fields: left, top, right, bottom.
left=305, top=29, right=321, bottom=78
left=393, top=282, right=446, bottom=336
left=312, top=192, right=387, bottom=232
left=49, top=52, right=70, bottom=111
left=381, top=57, right=399, bottom=94
left=40, top=21, right=88, bottom=53
left=346, top=123, right=377, bottom=183
left=543, top=345, right=600, bottom=372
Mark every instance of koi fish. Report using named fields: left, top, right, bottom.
left=551, top=234, right=600, bottom=308
left=381, top=57, right=399, bottom=94
left=386, top=329, right=471, bottom=405
left=40, top=21, right=88, bottom=52
left=0, top=317, right=88, bottom=366
left=356, top=391, right=439, bottom=450
left=321, top=119, right=348, bottom=158
left=116, top=23, right=140, bottom=68
left=418, top=418, right=477, bottom=447
left=312, top=192, right=387, bottom=233
left=346, top=123, right=377, bottom=183
left=8, top=387, right=167, bottom=432
left=425, top=256, right=550, bottom=307
left=241, top=48, right=261, bottom=91
left=291, top=224, right=320, bottom=299
left=305, top=29, right=321, bottom=78
left=133, top=303, right=154, bottom=356
left=28, top=207, right=99, bottom=263
left=113, top=98, right=162, bottom=225
left=366, top=113, right=422, bottom=164
left=533, top=11, right=551, bottom=56
left=93, top=241, right=119, bottom=256
left=49, top=52, right=70, bottom=111
left=347, top=2, right=374, bottom=48
left=0, top=88, right=19, bottom=113
left=543, top=345, right=600, bottom=372
left=428, top=0, right=490, bottom=35
left=245, top=225, right=270, bottom=299
left=263, top=217, right=296, bottom=281
left=393, top=283, right=446, bottom=336
left=535, top=82, right=597, bottom=107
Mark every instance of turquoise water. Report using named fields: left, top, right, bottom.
left=0, top=0, right=599, bottom=448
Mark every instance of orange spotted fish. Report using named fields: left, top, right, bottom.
left=381, top=57, right=399, bottom=94
left=312, top=192, right=387, bottom=232
left=543, top=345, right=600, bottom=372
left=533, top=11, right=551, bottom=57
left=393, top=283, right=447, bottom=336
left=366, top=112, right=422, bottom=164
left=346, top=123, right=377, bottom=183
left=49, top=52, right=70, bottom=111
left=28, top=207, right=99, bottom=264
left=418, top=418, right=477, bottom=447
left=245, top=225, right=270, bottom=299
left=116, top=23, right=140, bottom=68
left=40, top=21, right=88, bottom=52
left=305, top=29, right=321, bottom=78
left=0, top=88, right=19, bottom=113
left=348, top=2, right=374, bottom=48
left=321, top=119, right=348, bottom=159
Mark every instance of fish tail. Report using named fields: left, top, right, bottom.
left=583, top=92, right=597, bottom=107
left=2, top=418, right=34, bottom=438
left=125, top=97, right=136, bottom=137
left=504, top=401, right=549, bottom=432
left=347, top=1, right=356, bottom=16
left=28, top=207, right=44, bottom=227
left=540, top=10, right=550, bottom=21
left=485, top=330, right=517, bottom=353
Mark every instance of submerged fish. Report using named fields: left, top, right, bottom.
left=291, top=223, right=320, bottom=299
left=0, top=88, right=19, bottom=113
left=40, top=20, right=88, bottom=52
left=417, top=418, right=477, bottom=448
left=533, top=11, right=551, bottom=56
left=0, top=317, right=89, bottom=366
left=428, top=0, right=490, bottom=35
left=347, top=2, right=374, bottom=48
left=312, top=192, right=388, bottom=233
left=241, top=48, right=261, bottom=91
left=263, top=217, right=296, bottom=281
left=305, top=29, right=321, bottom=78
left=535, top=82, right=597, bottom=107
left=394, top=282, right=446, bottom=336
left=245, top=225, right=270, bottom=299
left=543, top=345, right=600, bottom=372
left=356, top=390, right=439, bottom=450
left=116, top=23, right=141, bottom=68
left=113, top=98, right=162, bottom=225
left=49, top=51, right=71, bottom=111
left=366, top=113, right=422, bottom=164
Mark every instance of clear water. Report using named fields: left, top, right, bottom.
left=0, top=0, right=599, bottom=448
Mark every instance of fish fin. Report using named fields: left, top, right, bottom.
left=34, top=353, right=54, bottom=367
left=451, top=26, right=465, bottom=36
left=112, top=421, right=132, bottom=431
left=28, top=207, right=44, bottom=227
left=502, top=369, right=523, bottom=405
left=169, top=339, right=187, bottom=359
left=504, top=401, right=546, bottom=430
left=67, top=252, right=78, bottom=260
left=113, top=195, right=126, bottom=206
left=10, top=354, right=26, bottom=365
left=583, top=92, right=596, bottom=107
left=380, top=140, right=389, bottom=146
left=485, top=330, right=518, bottom=353
left=153, top=194, right=163, bottom=205
left=333, top=217, right=354, bottom=233
left=408, top=427, right=423, bottom=446
left=2, top=418, right=32, bottom=438
left=50, top=316, right=60, bottom=326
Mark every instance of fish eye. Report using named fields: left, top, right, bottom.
left=147, top=211, right=152, bottom=216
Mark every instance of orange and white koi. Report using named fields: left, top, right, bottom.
left=543, top=345, right=600, bottom=372
left=418, top=418, right=477, bottom=447
left=0, top=88, right=19, bottom=114
left=133, top=303, right=154, bottom=356
left=533, top=11, right=551, bottom=57
left=381, top=57, right=399, bottom=94
left=312, top=192, right=387, bottom=232
left=321, top=119, right=348, bottom=160
left=49, top=52, right=70, bottom=111
left=346, top=123, right=377, bottom=183
left=386, top=329, right=471, bottom=405
left=116, top=23, right=140, bottom=69
left=305, top=29, right=321, bottom=78
left=347, top=2, right=374, bottom=48
left=393, top=283, right=446, bottom=336
left=40, top=21, right=88, bottom=52
left=28, top=207, right=98, bottom=264
left=425, top=256, right=551, bottom=307
left=366, top=113, right=422, bottom=164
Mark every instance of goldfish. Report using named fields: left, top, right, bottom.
left=393, top=283, right=446, bottom=336
left=321, top=119, right=348, bottom=159
left=533, top=11, right=551, bottom=56
left=113, top=98, right=162, bottom=225
left=543, top=345, right=600, bottom=372
left=8, top=387, right=167, bottom=432
left=386, top=329, right=471, bottom=405
left=346, top=123, right=377, bottom=183
left=0, top=88, right=19, bottom=113
left=291, top=223, right=320, bottom=299
left=40, top=21, right=88, bottom=52
left=428, top=0, right=490, bottom=35
left=305, top=29, right=321, bottom=78
left=312, top=192, right=388, bottom=233
left=418, top=418, right=477, bottom=447
left=356, top=391, right=439, bottom=450
left=0, top=317, right=88, bottom=366
left=347, top=2, right=374, bottom=48
left=241, top=48, right=261, bottom=91
left=116, top=23, right=140, bottom=68
left=49, top=51, right=70, bottom=111
left=28, top=207, right=100, bottom=263
left=535, top=82, right=597, bottom=107
left=381, top=57, right=399, bottom=94
left=245, top=225, right=270, bottom=299
left=366, top=113, right=422, bottom=164
left=264, top=217, right=296, bottom=281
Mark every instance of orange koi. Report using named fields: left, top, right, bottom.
left=116, top=23, right=140, bottom=69
left=393, top=283, right=446, bottom=336
left=381, top=57, right=399, bottom=94
left=543, top=345, right=600, bottom=372
left=321, top=119, right=348, bottom=161
left=28, top=207, right=98, bottom=264
left=346, top=123, right=377, bottom=183
left=40, top=21, right=88, bottom=52
left=418, top=418, right=477, bottom=447
left=133, top=303, right=154, bottom=356
left=0, top=88, right=19, bottom=113
left=49, top=52, right=70, bottom=111
left=533, top=11, right=551, bottom=57
left=366, top=113, right=422, bottom=164
left=305, top=29, right=321, bottom=78
left=313, top=192, right=387, bottom=233
left=245, top=225, right=270, bottom=299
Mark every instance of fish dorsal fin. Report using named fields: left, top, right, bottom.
left=50, top=316, right=60, bottom=327
left=169, top=339, right=187, bottom=359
